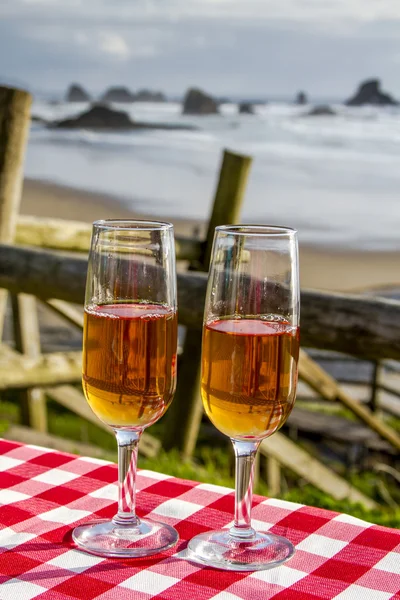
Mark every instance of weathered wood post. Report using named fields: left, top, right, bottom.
left=0, top=86, right=32, bottom=333
left=11, top=293, right=48, bottom=431
left=266, top=456, right=281, bottom=497
left=163, top=149, right=252, bottom=457
left=369, top=360, right=383, bottom=415
left=0, top=86, right=47, bottom=431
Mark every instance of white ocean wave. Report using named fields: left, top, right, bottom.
left=26, top=100, right=400, bottom=250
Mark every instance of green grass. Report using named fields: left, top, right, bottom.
left=1, top=397, right=399, bottom=529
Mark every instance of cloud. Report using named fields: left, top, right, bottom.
left=181, top=0, right=400, bottom=22
left=98, top=33, right=130, bottom=59
left=1, top=0, right=400, bottom=97
left=4, top=0, right=400, bottom=25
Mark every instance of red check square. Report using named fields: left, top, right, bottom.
left=38, top=486, right=84, bottom=506
left=184, top=566, right=247, bottom=590
left=274, top=510, right=331, bottom=534
left=145, top=480, right=196, bottom=499
left=29, top=453, right=75, bottom=469
left=353, top=527, right=400, bottom=552
left=0, top=472, right=24, bottom=489
left=84, top=466, right=117, bottom=484
left=50, top=573, right=115, bottom=599
left=0, top=552, right=40, bottom=577
left=311, top=557, right=370, bottom=583
left=205, top=494, right=235, bottom=515
left=273, top=589, right=327, bottom=599
left=0, top=440, right=20, bottom=453
left=0, top=505, right=32, bottom=528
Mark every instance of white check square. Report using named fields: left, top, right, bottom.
left=263, top=498, right=304, bottom=511
left=0, top=528, right=36, bottom=550
left=251, top=564, right=308, bottom=586
left=0, top=579, right=47, bottom=600
left=333, top=585, right=392, bottom=600
left=89, top=483, right=118, bottom=500
left=139, top=469, right=170, bottom=481
left=0, top=489, right=30, bottom=505
left=0, top=456, right=23, bottom=472
left=48, top=549, right=104, bottom=572
left=26, top=444, right=51, bottom=453
left=32, top=469, right=79, bottom=485
left=296, top=533, right=348, bottom=558
left=152, top=499, right=202, bottom=520
left=224, top=519, right=273, bottom=531
left=121, top=570, right=178, bottom=594
left=374, top=551, right=400, bottom=575
left=212, top=593, right=242, bottom=600
left=197, top=482, right=233, bottom=495
left=334, top=513, right=370, bottom=527
left=38, top=507, right=91, bottom=525
left=79, top=456, right=111, bottom=466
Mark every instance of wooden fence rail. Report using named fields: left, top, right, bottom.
left=15, top=215, right=203, bottom=262
left=2, top=243, right=400, bottom=361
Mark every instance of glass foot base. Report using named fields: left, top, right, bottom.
left=187, top=529, right=295, bottom=571
left=72, top=518, right=179, bottom=558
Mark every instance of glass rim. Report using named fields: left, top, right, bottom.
left=92, top=219, right=174, bottom=231
left=215, top=224, right=297, bottom=237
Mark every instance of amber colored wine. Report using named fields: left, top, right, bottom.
left=82, top=303, right=177, bottom=428
left=201, top=318, right=299, bottom=440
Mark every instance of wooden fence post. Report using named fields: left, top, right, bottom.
left=369, top=360, right=383, bottom=415
left=11, top=293, right=48, bottom=431
left=0, top=87, right=47, bottom=431
left=266, top=457, right=281, bottom=497
left=163, top=149, right=252, bottom=457
left=0, top=86, right=32, bottom=336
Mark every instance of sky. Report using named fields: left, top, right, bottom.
left=1, top=0, right=400, bottom=100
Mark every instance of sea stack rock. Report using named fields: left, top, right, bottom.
left=306, top=105, right=336, bottom=116
left=50, top=103, right=197, bottom=131
left=345, top=79, right=398, bottom=106
left=182, top=88, right=219, bottom=115
left=53, top=104, right=134, bottom=129
left=101, top=86, right=136, bottom=103
left=135, top=89, right=166, bottom=102
left=296, top=91, right=308, bottom=105
left=238, top=102, right=254, bottom=114
left=66, top=84, right=91, bottom=102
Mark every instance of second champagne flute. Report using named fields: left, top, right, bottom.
left=188, top=224, right=300, bottom=571
left=73, top=220, right=178, bottom=558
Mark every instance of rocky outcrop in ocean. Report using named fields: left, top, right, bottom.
left=238, top=102, right=254, bottom=114
left=296, top=91, right=308, bottom=105
left=345, top=79, right=398, bottom=106
left=100, top=86, right=136, bottom=103
left=135, top=89, right=166, bottom=102
left=51, top=104, right=196, bottom=131
left=306, top=105, right=336, bottom=116
left=182, top=88, right=219, bottom=115
left=66, top=84, right=91, bottom=102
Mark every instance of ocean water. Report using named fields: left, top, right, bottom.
left=26, top=100, right=400, bottom=250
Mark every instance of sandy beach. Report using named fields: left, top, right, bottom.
left=20, top=178, right=400, bottom=294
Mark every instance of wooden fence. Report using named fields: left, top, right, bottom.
left=1, top=84, right=400, bottom=510
left=2, top=242, right=400, bottom=508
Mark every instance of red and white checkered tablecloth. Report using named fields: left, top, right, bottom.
left=0, top=439, right=399, bottom=600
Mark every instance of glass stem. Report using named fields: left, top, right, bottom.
left=230, top=439, right=260, bottom=540
left=113, top=429, right=141, bottom=526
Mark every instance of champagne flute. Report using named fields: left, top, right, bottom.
left=188, top=225, right=300, bottom=571
left=73, top=220, right=178, bottom=558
